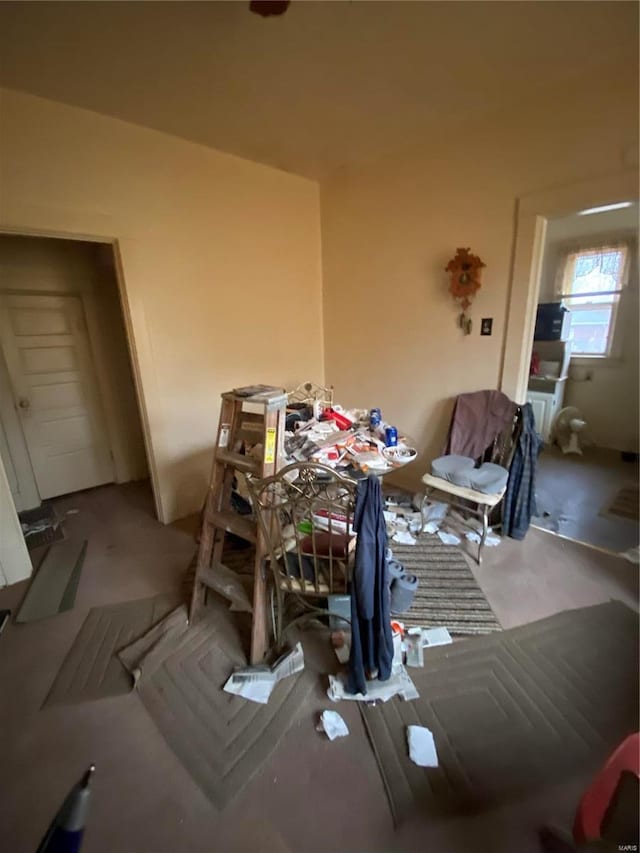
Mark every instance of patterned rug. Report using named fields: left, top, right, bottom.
left=390, top=535, right=501, bottom=635
left=119, top=602, right=315, bottom=810
left=360, top=601, right=639, bottom=825
left=43, top=593, right=181, bottom=707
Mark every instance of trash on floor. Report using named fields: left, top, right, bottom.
left=422, top=626, right=452, bottom=647
left=327, top=667, right=418, bottom=703
left=223, top=642, right=305, bottom=705
left=437, top=530, right=461, bottom=546
left=18, top=503, right=65, bottom=550
left=392, top=530, right=416, bottom=546
left=422, top=501, right=449, bottom=523
left=331, top=630, right=351, bottom=664
left=465, top=529, right=501, bottom=547
left=405, top=628, right=424, bottom=667
left=317, top=710, right=349, bottom=741
left=406, top=725, right=439, bottom=768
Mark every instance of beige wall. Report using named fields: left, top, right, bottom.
left=0, top=234, right=148, bottom=486
left=0, top=88, right=325, bottom=522
left=536, top=207, right=639, bottom=452
left=320, top=70, right=638, bottom=491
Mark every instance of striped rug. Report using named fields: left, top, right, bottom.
left=389, top=535, right=501, bottom=635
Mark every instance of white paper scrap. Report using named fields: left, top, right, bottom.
left=437, top=530, right=461, bottom=546
left=405, top=628, right=424, bottom=667
left=392, top=530, right=417, bottom=546
left=327, top=667, right=419, bottom=703
left=223, top=671, right=276, bottom=704
left=422, top=626, right=452, bottom=647
left=422, top=521, right=440, bottom=535
left=223, top=642, right=304, bottom=704
left=465, top=530, right=501, bottom=547
left=272, top=642, right=305, bottom=681
left=407, top=725, right=439, bottom=767
left=317, top=710, right=349, bottom=741
left=423, top=502, right=449, bottom=522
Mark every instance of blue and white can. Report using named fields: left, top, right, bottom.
left=385, top=426, right=398, bottom=447
left=369, top=408, right=382, bottom=428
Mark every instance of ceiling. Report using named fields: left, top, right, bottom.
left=0, top=1, right=637, bottom=179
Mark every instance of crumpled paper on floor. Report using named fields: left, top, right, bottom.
left=407, top=725, right=439, bottom=767
left=423, top=501, right=449, bottom=522
left=392, top=530, right=416, bottom=546
left=223, top=642, right=305, bottom=704
left=317, top=710, right=349, bottom=741
left=465, top=530, right=501, bottom=547
left=437, top=530, right=461, bottom=546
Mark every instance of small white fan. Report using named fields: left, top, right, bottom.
left=552, top=406, right=588, bottom=455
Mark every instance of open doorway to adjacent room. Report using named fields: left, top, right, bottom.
left=0, top=234, right=153, bottom=571
left=524, top=201, right=639, bottom=556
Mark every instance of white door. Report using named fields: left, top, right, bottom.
left=0, top=293, right=115, bottom=498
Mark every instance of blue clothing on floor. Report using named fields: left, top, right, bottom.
left=347, top=475, right=394, bottom=695
left=503, top=403, right=541, bottom=540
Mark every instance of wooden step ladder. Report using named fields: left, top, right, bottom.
left=188, top=385, right=287, bottom=663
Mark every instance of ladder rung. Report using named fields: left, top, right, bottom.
left=205, top=510, right=257, bottom=544
left=215, top=449, right=260, bottom=474
left=196, top=563, right=253, bottom=612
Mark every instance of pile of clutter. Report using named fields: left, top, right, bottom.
left=284, top=403, right=417, bottom=475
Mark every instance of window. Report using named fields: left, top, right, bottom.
left=557, top=243, right=629, bottom=357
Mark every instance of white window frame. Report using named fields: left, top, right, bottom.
left=556, top=243, right=630, bottom=361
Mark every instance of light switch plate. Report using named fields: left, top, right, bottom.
left=481, top=318, right=493, bottom=336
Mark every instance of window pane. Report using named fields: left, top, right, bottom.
left=568, top=305, right=612, bottom=355
left=569, top=249, right=625, bottom=298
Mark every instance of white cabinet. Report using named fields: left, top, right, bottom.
left=526, top=382, right=566, bottom=441
left=528, top=339, right=570, bottom=442
left=527, top=392, right=549, bottom=438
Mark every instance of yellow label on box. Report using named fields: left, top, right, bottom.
left=264, top=427, right=277, bottom=464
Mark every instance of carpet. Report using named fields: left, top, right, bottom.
left=119, top=603, right=315, bottom=810
left=602, top=483, right=639, bottom=521
left=360, top=601, right=639, bottom=825
left=43, top=593, right=181, bottom=707
left=390, top=535, right=501, bottom=635
left=16, top=540, right=87, bottom=623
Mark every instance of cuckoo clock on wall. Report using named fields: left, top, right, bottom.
left=445, top=247, right=485, bottom=335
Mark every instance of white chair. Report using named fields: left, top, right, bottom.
left=420, top=408, right=522, bottom=563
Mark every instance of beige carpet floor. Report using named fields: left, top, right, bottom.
left=0, top=481, right=638, bottom=853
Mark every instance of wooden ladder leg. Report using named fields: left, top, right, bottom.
left=249, top=405, right=285, bottom=664
left=189, top=490, right=215, bottom=623
left=188, top=397, right=240, bottom=624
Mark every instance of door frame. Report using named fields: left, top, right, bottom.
left=0, top=226, right=162, bottom=518
left=499, top=169, right=639, bottom=404
left=0, top=345, right=40, bottom=511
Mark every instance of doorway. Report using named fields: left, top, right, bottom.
left=522, top=202, right=639, bottom=555
left=0, top=234, right=150, bottom=536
